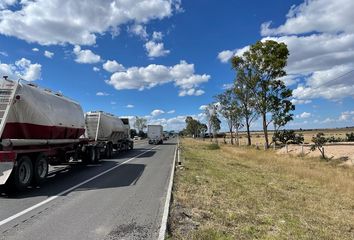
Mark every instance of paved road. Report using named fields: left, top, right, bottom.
left=0, top=139, right=176, bottom=240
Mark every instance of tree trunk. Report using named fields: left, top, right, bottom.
left=235, top=127, right=239, bottom=146
left=208, top=122, right=212, bottom=142
left=230, top=127, right=234, bottom=145
left=262, top=113, right=269, bottom=149
left=245, top=116, right=251, bottom=146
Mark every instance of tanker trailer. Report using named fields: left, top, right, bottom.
left=0, top=77, right=92, bottom=190
left=85, top=112, right=133, bottom=159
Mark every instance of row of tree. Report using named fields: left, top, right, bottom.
left=204, top=40, right=295, bottom=148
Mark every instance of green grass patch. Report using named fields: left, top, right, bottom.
left=206, top=143, right=220, bottom=150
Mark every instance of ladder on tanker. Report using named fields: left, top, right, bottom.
left=85, top=112, right=101, bottom=141
left=0, top=77, right=19, bottom=138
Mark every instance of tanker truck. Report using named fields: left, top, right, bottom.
left=0, top=77, right=133, bottom=191
left=85, top=112, right=133, bottom=159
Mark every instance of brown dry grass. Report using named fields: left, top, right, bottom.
left=220, top=127, right=354, bottom=145
left=168, top=138, right=354, bottom=240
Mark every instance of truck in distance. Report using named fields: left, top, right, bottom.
left=147, top=125, right=163, bottom=144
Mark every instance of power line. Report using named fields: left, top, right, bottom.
left=327, top=69, right=354, bottom=82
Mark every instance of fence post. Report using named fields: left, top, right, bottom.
left=301, top=145, right=304, bottom=156
left=286, top=144, right=288, bottom=153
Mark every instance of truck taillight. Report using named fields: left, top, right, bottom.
left=0, top=151, right=16, bottom=162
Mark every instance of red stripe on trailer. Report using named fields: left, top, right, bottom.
left=0, top=151, right=16, bottom=162
left=1, top=123, right=85, bottom=140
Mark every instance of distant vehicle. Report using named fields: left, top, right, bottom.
left=133, top=136, right=139, bottom=140
left=147, top=125, right=163, bottom=144
left=163, top=131, right=169, bottom=140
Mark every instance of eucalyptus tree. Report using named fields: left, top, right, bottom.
left=232, top=40, right=293, bottom=148
left=215, top=89, right=243, bottom=145
left=232, top=57, right=258, bottom=146
left=134, top=116, right=147, bottom=132
left=204, top=103, right=218, bottom=142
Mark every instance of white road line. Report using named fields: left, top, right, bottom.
left=157, top=145, right=177, bottom=240
left=0, top=146, right=158, bottom=227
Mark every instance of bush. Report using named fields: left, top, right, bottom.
left=273, top=130, right=304, bottom=144
left=206, top=143, right=220, bottom=150
left=326, top=136, right=344, bottom=143
left=311, top=132, right=327, bottom=159
left=346, top=132, right=354, bottom=141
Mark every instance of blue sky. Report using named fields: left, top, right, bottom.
left=0, top=0, right=353, bottom=131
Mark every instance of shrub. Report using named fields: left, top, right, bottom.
left=273, top=130, right=304, bottom=144
left=310, top=132, right=327, bottom=159
left=207, top=143, right=220, bottom=150
left=346, top=132, right=354, bottom=142
left=326, top=136, right=343, bottom=143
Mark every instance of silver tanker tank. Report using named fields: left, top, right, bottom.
left=0, top=79, right=85, bottom=140
left=85, top=111, right=126, bottom=143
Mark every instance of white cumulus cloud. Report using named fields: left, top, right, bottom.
left=296, top=112, right=312, bottom=119
left=0, top=0, right=180, bottom=45
left=106, top=60, right=210, bottom=96
left=144, top=40, right=170, bottom=58
left=0, top=58, right=41, bottom=81
left=96, top=91, right=110, bottom=96
left=151, top=109, right=165, bottom=117
left=103, top=60, right=125, bottom=73
left=217, top=50, right=234, bottom=63
left=44, top=50, right=54, bottom=58
left=128, top=24, right=148, bottom=40
left=73, top=45, right=101, bottom=64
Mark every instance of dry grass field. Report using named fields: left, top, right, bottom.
left=214, top=127, right=354, bottom=146
left=168, top=138, right=354, bottom=240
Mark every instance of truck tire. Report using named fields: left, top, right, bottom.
left=105, top=143, right=113, bottom=159
left=33, top=153, right=48, bottom=184
left=95, top=147, right=101, bottom=162
left=83, top=147, right=96, bottom=164
left=12, top=155, right=34, bottom=190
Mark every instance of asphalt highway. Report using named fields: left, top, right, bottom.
left=0, top=139, right=176, bottom=240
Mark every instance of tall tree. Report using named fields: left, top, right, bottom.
left=204, top=103, right=217, bottom=142
left=185, top=116, right=201, bottom=138
left=233, top=40, right=291, bottom=148
left=215, top=89, right=243, bottom=145
left=271, top=85, right=295, bottom=139
left=232, top=57, right=258, bottom=145
left=210, top=114, right=221, bottom=143
left=134, top=116, right=147, bottom=132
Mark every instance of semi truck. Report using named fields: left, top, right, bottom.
left=85, top=112, right=133, bottom=160
left=0, top=77, right=133, bottom=191
left=147, top=125, right=163, bottom=144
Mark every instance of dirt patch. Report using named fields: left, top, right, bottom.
left=277, top=144, right=354, bottom=163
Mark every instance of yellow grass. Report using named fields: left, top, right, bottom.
left=168, top=138, right=354, bottom=240
left=220, top=127, right=354, bottom=145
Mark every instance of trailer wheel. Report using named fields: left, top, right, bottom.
left=105, top=143, right=113, bottom=159
left=83, top=147, right=96, bottom=164
left=95, top=147, right=101, bottom=162
left=12, top=155, right=33, bottom=190
left=33, top=153, right=48, bottom=184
